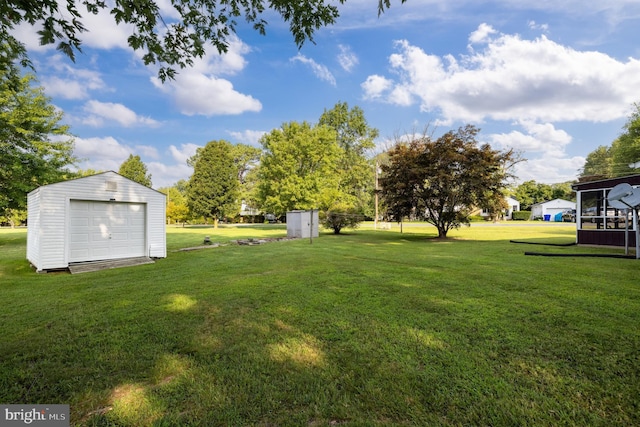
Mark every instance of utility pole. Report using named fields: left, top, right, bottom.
left=374, top=160, right=379, bottom=230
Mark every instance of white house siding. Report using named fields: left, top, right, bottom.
left=531, top=199, right=576, bottom=221
left=505, top=197, right=520, bottom=220
left=27, top=171, right=166, bottom=272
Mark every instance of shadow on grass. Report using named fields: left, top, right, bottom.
left=1, top=230, right=639, bottom=426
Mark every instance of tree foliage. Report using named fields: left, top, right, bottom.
left=0, top=208, right=27, bottom=227
left=580, top=145, right=611, bottom=181
left=318, top=102, right=378, bottom=215
left=0, top=37, right=76, bottom=215
left=380, top=125, right=515, bottom=238
left=159, top=180, right=190, bottom=225
left=230, top=144, right=261, bottom=184
left=257, top=121, right=339, bottom=215
left=610, top=103, right=640, bottom=177
left=187, top=140, right=240, bottom=225
left=230, top=143, right=261, bottom=212
left=481, top=191, right=510, bottom=222
left=512, top=180, right=574, bottom=211
left=2, top=0, right=405, bottom=82
left=580, top=103, right=640, bottom=180
left=320, top=204, right=363, bottom=234
left=377, top=142, right=419, bottom=225
left=118, top=154, right=152, bottom=187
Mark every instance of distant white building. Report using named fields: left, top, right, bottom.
left=530, top=198, right=576, bottom=221
left=480, top=196, right=521, bottom=220
left=27, top=171, right=166, bottom=272
left=504, top=196, right=521, bottom=219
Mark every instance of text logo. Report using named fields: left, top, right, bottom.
left=1, top=405, right=69, bottom=426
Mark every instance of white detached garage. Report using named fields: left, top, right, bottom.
left=27, top=171, right=166, bottom=272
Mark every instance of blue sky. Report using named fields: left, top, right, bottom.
left=13, top=0, right=640, bottom=188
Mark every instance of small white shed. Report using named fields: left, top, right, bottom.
left=286, top=210, right=319, bottom=239
left=27, top=171, right=166, bottom=272
left=530, top=198, right=576, bottom=221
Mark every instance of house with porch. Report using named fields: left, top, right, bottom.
left=571, top=174, right=640, bottom=247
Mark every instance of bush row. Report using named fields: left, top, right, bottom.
left=512, top=210, right=531, bottom=221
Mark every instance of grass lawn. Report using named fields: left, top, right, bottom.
left=1, top=223, right=638, bottom=426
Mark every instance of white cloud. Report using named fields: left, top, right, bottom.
left=364, top=25, right=640, bottom=124
left=136, top=145, right=160, bottom=159
left=43, top=77, right=95, bottom=100
left=74, top=137, right=188, bottom=188
left=73, top=136, right=132, bottom=171
left=12, top=4, right=131, bottom=52
left=76, top=10, right=132, bottom=50
left=486, top=121, right=581, bottom=183
left=169, top=143, right=201, bottom=165
left=149, top=143, right=202, bottom=187
left=40, top=56, right=108, bottom=100
left=150, top=39, right=261, bottom=116
left=528, top=20, right=549, bottom=32
left=153, top=72, right=262, bottom=116
left=337, top=44, right=359, bottom=72
left=291, top=54, right=337, bottom=86
left=228, top=130, right=267, bottom=147
left=206, top=36, right=251, bottom=76
left=82, top=100, right=160, bottom=127
left=361, top=74, right=394, bottom=99
left=488, top=121, right=572, bottom=157
left=147, top=161, right=193, bottom=188
left=468, top=23, right=497, bottom=44
left=513, top=156, right=585, bottom=184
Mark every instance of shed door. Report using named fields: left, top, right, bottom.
left=69, top=200, right=146, bottom=262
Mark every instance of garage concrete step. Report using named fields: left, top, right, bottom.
left=68, top=257, right=155, bottom=274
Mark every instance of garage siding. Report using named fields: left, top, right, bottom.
left=27, top=171, right=166, bottom=272
left=26, top=189, right=41, bottom=268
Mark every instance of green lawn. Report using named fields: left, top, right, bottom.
left=1, top=223, right=638, bottom=426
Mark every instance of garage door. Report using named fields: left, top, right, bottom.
left=69, top=200, right=146, bottom=263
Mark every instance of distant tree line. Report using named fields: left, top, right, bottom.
left=5, top=25, right=640, bottom=233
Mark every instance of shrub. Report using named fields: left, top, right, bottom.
left=321, top=210, right=363, bottom=234
left=512, top=211, right=531, bottom=221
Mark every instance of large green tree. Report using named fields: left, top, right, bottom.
left=318, top=101, right=378, bottom=215
left=380, top=125, right=516, bottom=238
left=2, top=0, right=405, bottom=81
left=187, top=140, right=240, bottom=226
left=0, top=36, right=76, bottom=215
left=230, top=143, right=262, bottom=212
left=580, top=145, right=611, bottom=181
left=610, top=103, right=640, bottom=177
left=376, top=143, right=418, bottom=227
left=187, top=142, right=261, bottom=213
left=257, top=121, right=339, bottom=215
left=118, top=154, right=152, bottom=187
left=579, top=103, right=640, bottom=180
